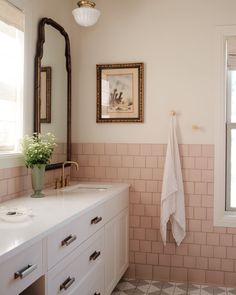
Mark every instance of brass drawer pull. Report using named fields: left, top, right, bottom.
left=61, top=234, right=77, bottom=246
left=14, top=264, right=37, bottom=279
left=89, top=251, right=101, bottom=261
left=91, top=216, right=102, bottom=224
left=60, top=276, right=75, bottom=291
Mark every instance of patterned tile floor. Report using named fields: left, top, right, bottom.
left=112, top=278, right=236, bottom=295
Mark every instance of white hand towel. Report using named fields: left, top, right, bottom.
left=160, top=116, right=186, bottom=246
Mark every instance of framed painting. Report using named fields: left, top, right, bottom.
left=96, top=63, right=144, bottom=123
left=40, top=66, right=52, bottom=123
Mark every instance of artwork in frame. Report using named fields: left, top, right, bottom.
left=40, top=66, right=52, bottom=123
left=96, top=63, right=144, bottom=123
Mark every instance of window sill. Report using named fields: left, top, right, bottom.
left=214, top=210, right=236, bottom=227
left=0, top=152, right=24, bottom=169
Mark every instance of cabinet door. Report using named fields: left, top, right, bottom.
left=70, top=260, right=104, bottom=295
left=104, top=207, right=129, bottom=295
left=104, top=217, right=116, bottom=295
left=116, top=208, right=129, bottom=279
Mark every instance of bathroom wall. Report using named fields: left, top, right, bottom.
left=0, top=166, right=69, bottom=202
left=71, top=0, right=236, bottom=145
left=70, top=0, right=236, bottom=286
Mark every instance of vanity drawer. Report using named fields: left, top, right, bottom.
left=47, top=203, right=105, bottom=269
left=47, top=227, right=104, bottom=295
left=0, top=241, right=43, bottom=295
left=72, top=261, right=104, bottom=295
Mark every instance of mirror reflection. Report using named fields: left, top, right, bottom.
left=40, top=24, right=67, bottom=164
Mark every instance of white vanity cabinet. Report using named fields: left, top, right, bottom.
left=0, top=241, right=43, bottom=295
left=45, top=188, right=129, bottom=295
left=0, top=183, right=129, bottom=295
left=105, top=208, right=129, bottom=295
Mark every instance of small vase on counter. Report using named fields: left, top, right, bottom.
left=21, top=132, right=57, bottom=198
left=31, top=164, right=46, bottom=198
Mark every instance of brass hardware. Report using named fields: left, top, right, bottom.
left=61, top=234, right=77, bottom=246
left=169, top=110, right=176, bottom=116
left=14, top=264, right=37, bottom=279
left=65, top=175, right=70, bottom=186
left=77, top=0, right=96, bottom=8
left=61, top=161, right=79, bottom=188
left=91, top=216, right=102, bottom=225
left=89, top=250, right=101, bottom=261
left=60, top=276, right=75, bottom=291
left=192, top=124, right=201, bottom=131
left=55, top=178, right=60, bottom=189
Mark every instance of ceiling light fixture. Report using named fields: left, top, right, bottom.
left=72, top=0, right=101, bottom=27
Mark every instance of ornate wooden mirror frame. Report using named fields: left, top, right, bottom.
left=34, top=17, right=71, bottom=170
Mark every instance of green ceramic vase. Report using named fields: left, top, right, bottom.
left=31, top=165, right=46, bottom=198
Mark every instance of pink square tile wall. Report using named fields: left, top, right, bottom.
left=0, top=166, right=68, bottom=202
left=71, top=143, right=236, bottom=287
left=0, top=142, right=67, bottom=201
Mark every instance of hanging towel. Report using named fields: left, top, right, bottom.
left=160, top=115, right=186, bottom=246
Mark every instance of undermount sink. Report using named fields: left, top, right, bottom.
left=61, top=184, right=112, bottom=193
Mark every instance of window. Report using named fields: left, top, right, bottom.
left=0, top=0, right=24, bottom=153
left=226, top=67, right=236, bottom=210
left=226, top=37, right=236, bottom=210
left=214, top=27, right=236, bottom=227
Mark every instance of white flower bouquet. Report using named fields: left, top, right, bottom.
left=21, top=133, right=56, bottom=168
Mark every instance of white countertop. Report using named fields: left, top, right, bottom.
left=0, top=182, right=129, bottom=264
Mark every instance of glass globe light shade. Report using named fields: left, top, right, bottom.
left=72, top=7, right=100, bottom=27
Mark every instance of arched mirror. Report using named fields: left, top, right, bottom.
left=34, top=18, right=71, bottom=170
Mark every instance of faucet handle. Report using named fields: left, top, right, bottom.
left=55, top=178, right=60, bottom=189
left=60, top=175, right=65, bottom=188
left=65, top=175, right=70, bottom=187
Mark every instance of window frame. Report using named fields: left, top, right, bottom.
left=0, top=0, right=32, bottom=168
left=226, top=70, right=236, bottom=211
left=214, top=25, right=236, bottom=227
left=0, top=17, right=24, bottom=153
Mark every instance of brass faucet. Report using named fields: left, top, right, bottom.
left=61, top=161, right=79, bottom=188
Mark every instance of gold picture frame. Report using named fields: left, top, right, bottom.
left=96, top=63, right=144, bottom=123
left=40, top=66, right=52, bottom=123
